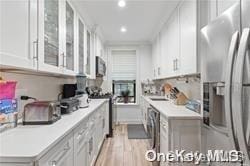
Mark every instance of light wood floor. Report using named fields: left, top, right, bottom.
left=95, top=125, right=152, bottom=166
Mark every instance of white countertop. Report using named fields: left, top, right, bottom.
left=142, top=96, right=201, bottom=120
left=0, top=99, right=108, bottom=163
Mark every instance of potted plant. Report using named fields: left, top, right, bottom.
left=121, top=90, right=130, bottom=103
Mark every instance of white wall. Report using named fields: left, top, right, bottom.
left=0, top=72, right=75, bottom=116
left=104, top=44, right=153, bottom=124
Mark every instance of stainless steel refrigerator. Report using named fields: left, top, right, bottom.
left=201, top=0, right=250, bottom=165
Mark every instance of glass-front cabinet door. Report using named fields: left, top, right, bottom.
left=38, top=0, right=77, bottom=75
left=78, top=19, right=84, bottom=74
left=65, top=1, right=74, bottom=71
left=86, top=30, right=91, bottom=75
left=44, top=0, right=59, bottom=67
left=38, top=0, right=63, bottom=74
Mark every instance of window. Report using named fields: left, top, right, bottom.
left=111, top=50, right=137, bottom=104
left=113, top=80, right=136, bottom=103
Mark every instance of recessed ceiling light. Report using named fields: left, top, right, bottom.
left=120, top=26, right=127, bottom=33
left=118, top=0, right=126, bottom=8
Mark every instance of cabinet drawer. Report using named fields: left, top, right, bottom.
left=74, top=124, right=88, bottom=151
left=38, top=132, right=74, bottom=166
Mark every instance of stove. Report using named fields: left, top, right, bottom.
left=88, top=93, right=112, bottom=99
left=89, top=93, right=114, bottom=137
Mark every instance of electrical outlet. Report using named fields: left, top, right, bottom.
left=15, top=89, right=28, bottom=117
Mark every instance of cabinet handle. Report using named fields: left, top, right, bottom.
left=50, top=142, right=70, bottom=166
left=61, top=52, right=66, bottom=68
left=176, top=59, right=178, bottom=70
left=77, top=129, right=86, bottom=140
left=158, top=67, right=161, bottom=75
left=32, top=40, right=38, bottom=63
left=89, top=137, right=93, bottom=155
left=173, top=60, right=175, bottom=71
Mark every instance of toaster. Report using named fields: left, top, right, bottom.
left=23, top=101, right=61, bottom=125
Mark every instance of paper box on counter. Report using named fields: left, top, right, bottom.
left=0, top=99, right=18, bottom=124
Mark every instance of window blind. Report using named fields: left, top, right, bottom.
left=111, top=50, right=137, bottom=80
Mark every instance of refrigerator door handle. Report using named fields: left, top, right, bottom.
left=233, top=28, right=250, bottom=164
left=210, top=124, right=228, bottom=136
left=225, top=31, right=240, bottom=150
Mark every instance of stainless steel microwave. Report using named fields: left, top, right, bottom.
left=96, top=56, right=106, bottom=77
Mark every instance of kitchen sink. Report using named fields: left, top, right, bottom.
left=150, top=98, right=168, bottom=101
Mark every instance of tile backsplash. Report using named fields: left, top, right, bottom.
left=154, top=75, right=201, bottom=100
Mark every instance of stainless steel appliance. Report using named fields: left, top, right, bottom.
left=147, top=105, right=160, bottom=166
left=96, top=56, right=106, bottom=77
left=60, top=97, right=79, bottom=114
left=201, top=1, right=250, bottom=164
left=62, top=84, right=77, bottom=99
left=89, top=93, right=114, bottom=137
left=23, top=101, right=61, bottom=125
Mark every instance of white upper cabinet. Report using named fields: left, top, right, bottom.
left=179, top=0, right=197, bottom=75
left=209, top=0, right=239, bottom=21
left=152, top=38, right=157, bottom=78
left=152, top=0, right=198, bottom=79
left=85, top=30, right=97, bottom=79
left=0, top=0, right=38, bottom=70
left=38, top=0, right=78, bottom=75
left=152, top=33, right=162, bottom=79
left=38, top=0, right=64, bottom=74
left=63, top=1, right=77, bottom=75
left=166, top=9, right=180, bottom=77
left=77, top=17, right=85, bottom=74
left=85, top=30, right=91, bottom=76
left=0, top=0, right=100, bottom=77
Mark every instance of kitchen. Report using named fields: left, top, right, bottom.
left=0, top=0, right=249, bottom=166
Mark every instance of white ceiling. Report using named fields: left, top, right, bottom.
left=72, top=0, right=180, bottom=43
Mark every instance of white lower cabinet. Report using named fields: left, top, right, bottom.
left=38, top=133, right=74, bottom=166
left=74, top=120, right=89, bottom=166
left=160, top=117, right=169, bottom=166
left=160, top=114, right=201, bottom=166
left=1, top=101, right=109, bottom=166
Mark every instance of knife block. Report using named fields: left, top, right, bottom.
left=174, top=92, right=188, bottom=105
